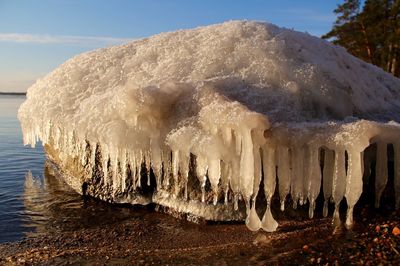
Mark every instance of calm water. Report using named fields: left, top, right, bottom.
left=0, top=95, right=141, bottom=244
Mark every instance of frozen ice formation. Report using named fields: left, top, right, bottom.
left=18, top=21, right=400, bottom=232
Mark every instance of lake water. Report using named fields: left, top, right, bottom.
left=0, top=95, right=142, bottom=244
left=0, top=95, right=43, bottom=243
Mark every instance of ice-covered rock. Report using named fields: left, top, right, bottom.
left=18, top=21, right=400, bottom=231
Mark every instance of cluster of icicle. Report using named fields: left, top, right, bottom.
left=18, top=21, right=400, bottom=232
left=20, top=106, right=400, bottom=232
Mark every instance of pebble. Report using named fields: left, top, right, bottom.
left=392, top=227, right=400, bottom=236
left=253, top=234, right=270, bottom=245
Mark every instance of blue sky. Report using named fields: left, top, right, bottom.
left=0, top=0, right=343, bottom=92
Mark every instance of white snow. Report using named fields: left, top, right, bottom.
left=18, top=20, right=400, bottom=231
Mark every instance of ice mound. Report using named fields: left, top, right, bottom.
left=18, top=21, right=400, bottom=232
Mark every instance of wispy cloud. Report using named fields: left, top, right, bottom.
left=0, top=33, right=132, bottom=46
left=0, top=77, right=36, bottom=92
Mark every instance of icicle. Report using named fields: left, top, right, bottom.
left=196, top=156, right=208, bottom=203
left=129, top=152, right=137, bottom=190
left=80, top=142, right=88, bottom=166
left=262, top=145, right=276, bottom=202
left=73, top=133, right=79, bottom=158
left=332, top=148, right=346, bottom=226
left=233, top=193, right=239, bottom=210
left=179, top=153, right=190, bottom=200
left=235, top=131, right=242, bottom=156
left=277, top=146, right=290, bottom=211
left=201, top=179, right=206, bottom=203
left=31, top=130, right=37, bottom=148
left=291, top=146, right=304, bottom=209
left=136, top=151, right=142, bottom=188
left=43, top=120, right=51, bottom=145
left=245, top=198, right=261, bottom=231
left=54, top=127, right=61, bottom=149
left=332, top=204, right=341, bottom=227
left=261, top=144, right=278, bottom=231
left=306, top=146, right=321, bottom=219
left=375, top=142, right=388, bottom=208
left=110, top=148, right=119, bottom=192
left=208, top=158, right=220, bottom=205
left=35, top=125, right=40, bottom=144
left=121, top=150, right=127, bottom=192
left=162, top=150, right=171, bottom=188
left=159, top=150, right=165, bottom=188
left=322, top=149, right=335, bottom=217
left=229, top=158, right=240, bottom=208
left=102, top=145, right=109, bottom=185
left=145, top=151, right=151, bottom=186
left=221, top=161, right=231, bottom=205
left=395, top=143, right=400, bottom=209
left=244, top=145, right=263, bottom=231
left=253, top=145, right=262, bottom=199
left=261, top=198, right=278, bottom=232
left=126, top=150, right=136, bottom=190
left=172, top=150, right=180, bottom=197
left=90, top=142, right=96, bottom=167
left=344, top=148, right=363, bottom=229
left=62, top=131, right=68, bottom=151
left=239, top=129, right=255, bottom=202
left=244, top=197, right=250, bottom=215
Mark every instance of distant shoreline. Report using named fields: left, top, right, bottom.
left=0, top=92, right=26, bottom=96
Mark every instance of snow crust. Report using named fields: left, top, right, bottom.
left=18, top=21, right=400, bottom=231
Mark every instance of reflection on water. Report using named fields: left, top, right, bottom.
left=0, top=95, right=46, bottom=243
left=22, top=164, right=143, bottom=238
left=0, top=95, right=25, bottom=117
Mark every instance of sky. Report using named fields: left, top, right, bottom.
left=0, top=0, right=344, bottom=92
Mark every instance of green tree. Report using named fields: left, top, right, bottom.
left=384, top=0, right=400, bottom=75
left=323, top=0, right=400, bottom=77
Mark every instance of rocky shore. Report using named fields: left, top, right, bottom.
left=1, top=201, right=399, bottom=265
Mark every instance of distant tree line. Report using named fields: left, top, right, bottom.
left=323, top=0, right=400, bottom=77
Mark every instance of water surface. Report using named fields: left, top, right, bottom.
left=0, top=95, right=142, bottom=243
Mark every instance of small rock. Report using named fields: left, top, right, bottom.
left=253, top=234, right=270, bottom=245
left=392, top=226, right=400, bottom=236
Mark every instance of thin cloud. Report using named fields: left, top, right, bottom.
left=0, top=33, right=132, bottom=46
left=0, top=78, right=36, bottom=92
